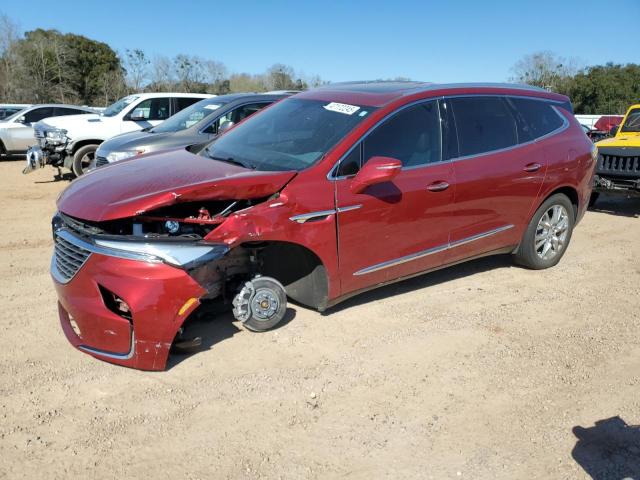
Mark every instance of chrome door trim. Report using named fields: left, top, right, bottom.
left=289, top=209, right=336, bottom=224
left=353, top=224, right=514, bottom=276
left=289, top=204, right=363, bottom=224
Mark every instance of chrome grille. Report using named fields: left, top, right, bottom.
left=54, top=232, right=91, bottom=282
left=95, top=156, right=109, bottom=168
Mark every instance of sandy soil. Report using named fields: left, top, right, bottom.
left=0, top=160, right=639, bottom=479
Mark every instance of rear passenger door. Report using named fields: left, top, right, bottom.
left=446, top=95, right=549, bottom=263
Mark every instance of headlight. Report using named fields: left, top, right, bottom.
left=45, top=128, right=68, bottom=144
left=93, top=238, right=228, bottom=268
left=106, top=149, right=145, bottom=163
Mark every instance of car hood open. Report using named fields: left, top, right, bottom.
left=57, top=149, right=297, bottom=221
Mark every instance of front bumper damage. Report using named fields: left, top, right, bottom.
left=52, top=229, right=213, bottom=371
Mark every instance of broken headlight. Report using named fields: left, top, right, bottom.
left=93, top=238, right=228, bottom=268
left=45, top=128, right=68, bottom=145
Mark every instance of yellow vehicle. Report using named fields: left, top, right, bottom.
left=592, top=104, right=640, bottom=204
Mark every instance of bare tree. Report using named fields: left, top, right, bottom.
left=0, top=14, right=20, bottom=100
left=174, top=54, right=206, bottom=92
left=124, top=48, right=149, bottom=92
left=149, top=55, right=174, bottom=91
left=510, top=51, right=582, bottom=92
left=265, top=63, right=296, bottom=90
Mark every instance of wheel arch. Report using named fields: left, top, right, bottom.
left=243, top=240, right=330, bottom=312
left=71, top=139, right=103, bottom=154
left=538, top=185, right=579, bottom=220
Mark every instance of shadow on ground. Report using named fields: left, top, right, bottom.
left=326, top=253, right=514, bottom=314
left=590, top=195, right=640, bottom=218
left=572, top=416, right=640, bottom=479
left=166, top=302, right=296, bottom=370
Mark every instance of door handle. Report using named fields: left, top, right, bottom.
left=523, top=162, right=542, bottom=173
left=427, top=181, right=449, bottom=192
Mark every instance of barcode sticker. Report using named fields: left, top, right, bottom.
left=323, top=102, right=360, bottom=115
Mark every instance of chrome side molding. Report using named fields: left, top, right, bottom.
left=354, top=224, right=514, bottom=276
left=289, top=205, right=362, bottom=224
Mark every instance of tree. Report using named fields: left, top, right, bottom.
left=265, top=63, right=297, bottom=90
left=510, top=51, right=581, bottom=93
left=124, top=48, right=149, bottom=92
left=566, top=63, right=640, bottom=114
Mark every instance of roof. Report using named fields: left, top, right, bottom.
left=297, top=81, right=564, bottom=107
left=198, top=92, right=291, bottom=104
left=130, top=92, right=213, bottom=99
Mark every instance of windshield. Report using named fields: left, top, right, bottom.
left=202, top=98, right=375, bottom=171
left=621, top=109, right=640, bottom=133
left=152, top=100, right=226, bottom=133
left=102, top=95, right=140, bottom=117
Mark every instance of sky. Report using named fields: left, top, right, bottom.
left=1, top=0, right=639, bottom=83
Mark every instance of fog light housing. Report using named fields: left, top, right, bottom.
left=99, top=285, right=132, bottom=321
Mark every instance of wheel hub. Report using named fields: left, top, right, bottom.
left=251, top=290, right=279, bottom=319
left=535, top=204, right=569, bottom=260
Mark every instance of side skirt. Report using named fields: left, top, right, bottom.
left=321, top=245, right=516, bottom=311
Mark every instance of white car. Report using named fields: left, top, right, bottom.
left=33, top=92, right=212, bottom=175
left=0, top=104, right=95, bottom=158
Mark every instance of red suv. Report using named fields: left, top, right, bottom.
left=52, top=82, right=595, bottom=370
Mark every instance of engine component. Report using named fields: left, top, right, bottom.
left=232, top=276, right=287, bottom=332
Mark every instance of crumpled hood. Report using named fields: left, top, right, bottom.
left=57, top=149, right=296, bottom=221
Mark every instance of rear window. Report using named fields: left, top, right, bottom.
left=450, top=97, right=518, bottom=157
left=508, top=98, right=564, bottom=140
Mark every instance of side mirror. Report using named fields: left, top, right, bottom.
left=129, top=109, right=147, bottom=121
left=218, top=120, right=235, bottom=134
left=17, top=115, right=27, bottom=124
left=350, top=156, right=402, bottom=194
left=610, top=125, right=619, bottom=136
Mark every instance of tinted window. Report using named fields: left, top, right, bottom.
left=450, top=97, right=517, bottom=157
left=509, top=98, right=564, bottom=139
left=129, top=98, right=170, bottom=121
left=175, top=97, right=203, bottom=112
left=621, top=108, right=640, bottom=133
left=336, top=145, right=361, bottom=177
left=23, top=107, right=55, bottom=124
left=203, top=98, right=375, bottom=172
left=363, top=101, right=442, bottom=168
left=55, top=107, right=89, bottom=116
left=204, top=102, right=272, bottom=135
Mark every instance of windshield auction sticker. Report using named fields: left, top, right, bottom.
left=323, top=102, right=361, bottom=115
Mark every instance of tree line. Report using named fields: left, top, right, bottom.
left=510, top=51, right=640, bottom=114
left=0, top=14, right=323, bottom=107
left=1, top=12, right=638, bottom=114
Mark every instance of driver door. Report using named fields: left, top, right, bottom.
left=334, top=100, right=456, bottom=295
left=122, top=97, right=171, bottom=133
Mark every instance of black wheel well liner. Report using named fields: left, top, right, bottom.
left=0, top=139, right=5, bottom=154
left=244, top=241, right=329, bottom=311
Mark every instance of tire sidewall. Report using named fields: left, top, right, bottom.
left=518, top=194, right=575, bottom=269
left=72, top=145, right=98, bottom=176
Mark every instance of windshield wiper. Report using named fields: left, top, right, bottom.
left=206, top=151, right=256, bottom=169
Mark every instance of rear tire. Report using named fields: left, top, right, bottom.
left=72, top=144, right=98, bottom=176
left=514, top=194, right=574, bottom=270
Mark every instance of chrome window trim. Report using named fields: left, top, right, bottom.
left=353, top=224, right=514, bottom=276
left=327, top=94, right=570, bottom=181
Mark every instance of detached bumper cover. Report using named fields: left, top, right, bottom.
left=52, top=252, right=206, bottom=371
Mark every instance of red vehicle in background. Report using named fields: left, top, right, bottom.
left=51, top=82, right=596, bottom=370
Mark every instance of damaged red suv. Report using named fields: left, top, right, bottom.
left=52, top=82, right=595, bottom=370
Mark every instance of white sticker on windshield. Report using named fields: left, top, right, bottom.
left=204, top=104, right=222, bottom=110
left=323, top=102, right=360, bottom=115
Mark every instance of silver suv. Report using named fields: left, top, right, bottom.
left=0, top=104, right=95, bottom=157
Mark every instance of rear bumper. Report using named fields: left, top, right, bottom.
left=52, top=252, right=206, bottom=371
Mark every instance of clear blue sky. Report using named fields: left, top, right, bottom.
left=2, top=0, right=638, bottom=83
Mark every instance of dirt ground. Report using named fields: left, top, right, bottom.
left=0, top=160, right=639, bottom=480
